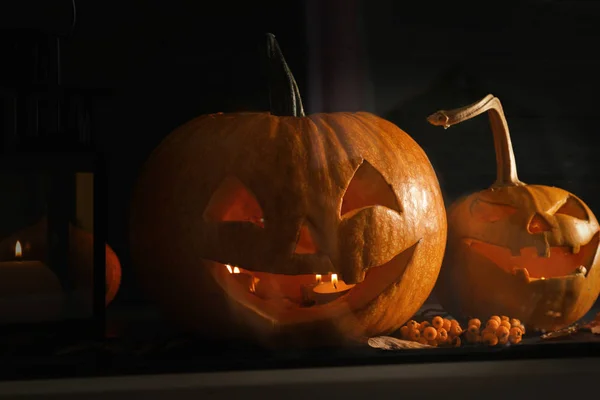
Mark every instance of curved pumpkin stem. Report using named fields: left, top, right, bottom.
left=265, top=33, right=305, bottom=117
left=427, top=94, right=523, bottom=188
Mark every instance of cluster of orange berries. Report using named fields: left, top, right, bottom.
left=399, top=316, right=463, bottom=347
left=465, top=316, right=526, bottom=346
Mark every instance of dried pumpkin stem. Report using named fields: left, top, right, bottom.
left=427, top=94, right=523, bottom=188
left=265, top=33, right=305, bottom=117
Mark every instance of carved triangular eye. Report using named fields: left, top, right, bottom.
left=294, top=221, right=318, bottom=254
left=203, top=176, right=264, bottom=227
left=340, top=160, right=401, bottom=217
left=555, top=196, right=588, bottom=221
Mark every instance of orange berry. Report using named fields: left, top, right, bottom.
left=442, top=319, right=452, bottom=331
left=486, top=319, right=500, bottom=330
left=437, top=328, right=449, bottom=343
left=468, top=318, right=481, bottom=328
left=400, top=326, right=409, bottom=339
left=450, top=319, right=460, bottom=328
left=423, top=326, right=438, bottom=341
left=482, top=332, right=498, bottom=346
left=500, top=315, right=510, bottom=322
left=498, top=336, right=509, bottom=345
left=408, top=328, right=421, bottom=341
left=495, top=326, right=510, bottom=340
left=489, top=315, right=501, bottom=324
left=450, top=336, right=461, bottom=347
left=519, top=324, right=527, bottom=335
left=428, top=340, right=438, bottom=347
left=449, top=324, right=462, bottom=337
left=509, top=327, right=523, bottom=338
left=500, top=320, right=512, bottom=330
left=481, top=325, right=495, bottom=333
left=510, top=318, right=521, bottom=327
left=406, top=320, right=419, bottom=330
left=432, top=316, right=444, bottom=329
left=467, top=325, right=480, bottom=335
left=420, top=321, right=431, bottom=330
left=418, top=337, right=429, bottom=345
left=509, top=335, right=522, bottom=345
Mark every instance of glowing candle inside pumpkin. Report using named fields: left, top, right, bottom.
left=311, top=273, right=356, bottom=305
left=226, top=264, right=257, bottom=293
left=331, top=273, right=338, bottom=289
left=315, top=274, right=322, bottom=284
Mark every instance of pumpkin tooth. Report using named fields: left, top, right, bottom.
left=536, top=242, right=550, bottom=258
left=513, top=267, right=530, bottom=283
left=574, top=266, right=587, bottom=276
left=571, top=244, right=581, bottom=254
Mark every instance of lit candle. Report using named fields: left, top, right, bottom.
left=0, top=241, right=64, bottom=323
left=300, top=274, right=323, bottom=305
left=226, top=264, right=258, bottom=293
left=312, top=273, right=355, bottom=305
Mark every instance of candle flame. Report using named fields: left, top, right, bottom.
left=226, top=265, right=233, bottom=274
left=315, top=274, right=322, bottom=283
left=233, top=266, right=240, bottom=274
left=331, top=273, right=338, bottom=289
left=15, top=241, right=22, bottom=258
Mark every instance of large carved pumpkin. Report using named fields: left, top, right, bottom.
left=0, top=217, right=122, bottom=306
left=428, top=94, right=600, bottom=332
left=129, top=34, right=447, bottom=346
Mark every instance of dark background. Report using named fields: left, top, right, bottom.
left=1, top=0, right=599, bottom=307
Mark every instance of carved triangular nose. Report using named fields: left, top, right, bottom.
left=528, top=213, right=551, bottom=234
left=294, top=222, right=318, bottom=254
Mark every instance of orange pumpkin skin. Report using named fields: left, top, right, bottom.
left=436, top=186, right=600, bottom=332
left=428, top=95, right=600, bottom=332
left=129, top=111, right=447, bottom=347
left=0, top=217, right=122, bottom=306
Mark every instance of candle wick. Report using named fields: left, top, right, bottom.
left=333, top=282, right=337, bottom=290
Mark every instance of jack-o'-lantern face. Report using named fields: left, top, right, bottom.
left=464, top=187, right=598, bottom=280
left=441, top=185, right=600, bottom=331
left=129, top=35, right=447, bottom=347
left=129, top=112, right=447, bottom=347
left=428, top=94, right=600, bottom=332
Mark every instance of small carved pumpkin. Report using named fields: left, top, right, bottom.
left=428, top=94, right=600, bottom=332
left=129, top=34, right=447, bottom=346
left=0, top=217, right=122, bottom=306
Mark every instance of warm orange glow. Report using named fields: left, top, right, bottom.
left=226, top=264, right=233, bottom=273
left=331, top=273, right=338, bottom=288
left=233, top=266, right=240, bottom=274
left=315, top=274, right=322, bottom=283
left=15, top=241, right=22, bottom=258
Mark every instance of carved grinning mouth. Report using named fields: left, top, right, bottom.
left=463, top=232, right=599, bottom=281
left=208, top=240, right=420, bottom=325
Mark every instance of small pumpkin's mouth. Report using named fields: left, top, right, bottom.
left=208, top=240, right=420, bottom=325
left=463, top=231, right=599, bottom=281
